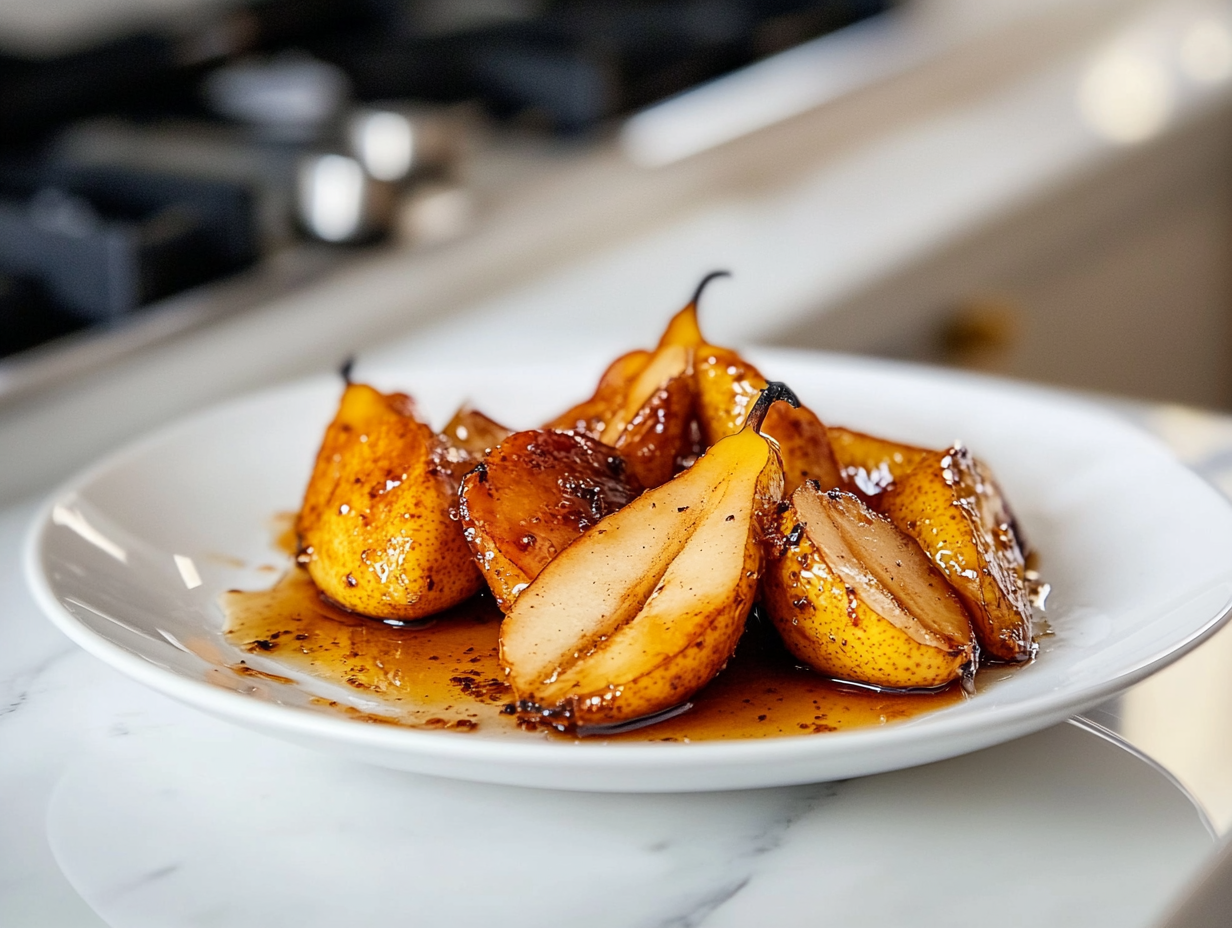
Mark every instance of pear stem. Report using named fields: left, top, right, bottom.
left=689, top=270, right=731, bottom=307
left=339, top=356, right=355, bottom=384
left=745, top=381, right=800, bottom=434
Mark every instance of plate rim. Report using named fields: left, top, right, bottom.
left=24, top=349, right=1232, bottom=780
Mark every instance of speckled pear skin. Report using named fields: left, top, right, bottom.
left=764, top=486, right=975, bottom=689
left=500, top=418, right=785, bottom=729
left=694, top=345, right=843, bottom=494
left=827, top=426, right=931, bottom=504
left=457, top=429, right=641, bottom=612
left=880, top=446, right=1034, bottom=662
left=297, top=383, right=482, bottom=621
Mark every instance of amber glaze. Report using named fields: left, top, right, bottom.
left=222, top=570, right=965, bottom=741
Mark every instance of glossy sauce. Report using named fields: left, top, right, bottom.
left=221, top=569, right=966, bottom=741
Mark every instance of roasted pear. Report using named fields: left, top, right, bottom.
left=501, top=383, right=797, bottom=729
left=457, top=429, right=641, bottom=611
left=880, top=445, right=1034, bottom=662
left=545, top=345, right=693, bottom=489
left=297, top=382, right=482, bottom=620
left=827, top=426, right=930, bottom=503
left=764, top=485, right=976, bottom=689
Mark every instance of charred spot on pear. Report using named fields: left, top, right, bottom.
left=500, top=383, right=797, bottom=729
left=458, top=429, right=642, bottom=612
left=297, top=382, right=482, bottom=620
left=763, top=484, right=976, bottom=690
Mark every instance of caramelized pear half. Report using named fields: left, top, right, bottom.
left=501, top=384, right=795, bottom=728
left=657, top=277, right=840, bottom=495
left=764, top=485, right=976, bottom=689
left=458, top=429, right=641, bottom=611
left=542, top=277, right=750, bottom=489
left=545, top=345, right=694, bottom=489
left=880, top=446, right=1034, bottom=662
left=297, top=383, right=482, bottom=620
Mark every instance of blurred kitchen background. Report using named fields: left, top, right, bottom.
left=4, top=0, right=1232, bottom=505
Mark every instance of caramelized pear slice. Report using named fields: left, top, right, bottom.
left=501, top=384, right=795, bottom=729
left=880, top=446, right=1034, bottom=662
left=544, top=345, right=692, bottom=489
left=764, top=485, right=976, bottom=689
left=457, top=429, right=641, bottom=612
left=827, top=426, right=930, bottom=503
left=297, top=383, right=482, bottom=620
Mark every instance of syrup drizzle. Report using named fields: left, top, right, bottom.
left=220, top=570, right=967, bottom=741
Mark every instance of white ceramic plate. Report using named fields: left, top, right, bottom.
left=25, top=350, right=1232, bottom=791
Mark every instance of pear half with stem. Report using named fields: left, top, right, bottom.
left=764, top=485, right=976, bottom=689
left=880, top=445, right=1034, bottom=662
left=501, top=383, right=797, bottom=729
left=458, top=429, right=641, bottom=611
left=297, top=382, right=482, bottom=620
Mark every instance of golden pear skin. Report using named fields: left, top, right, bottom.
left=298, top=383, right=482, bottom=620
left=695, top=345, right=842, bottom=493
left=764, top=485, right=976, bottom=689
left=657, top=273, right=841, bottom=493
left=501, top=384, right=796, bottom=729
left=880, top=446, right=1034, bottom=662
left=457, top=429, right=641, bottom=612
left=827, top=426, right=930, bottom=504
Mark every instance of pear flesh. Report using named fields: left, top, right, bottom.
left=457, top=429, right=641, bottom=612
left=297, top=383, right=482, bottom=620
left=501, top=407, right=786, bottom=728
left=764, top=485, right=976, bottom=689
